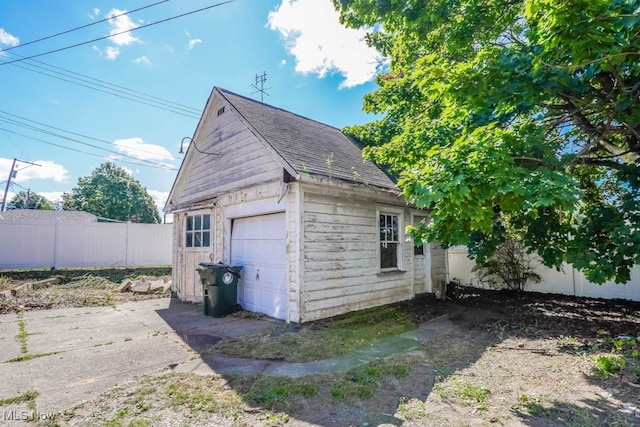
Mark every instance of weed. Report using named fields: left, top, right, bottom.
left=16, top=310, right=28, bottom=354
left=397, top=397, right=426, bottom=421
left=556, top=336, right=580, bottom=347
left=245, top=376, right=318, bottom=411
left=261, top=410, right=290, bottom=426
left=5, top=352, right=59, bottom=363
left=592, top=354, right=626, bottom=378
left=0, top=275, right=12, bottom=285
left=434, top=379, right=491, bottom=411
left=0, top=390, right=39, bottom=406
left=124, top=337, right=132, bottom=342
left=330, top=359, right=411, bottom=401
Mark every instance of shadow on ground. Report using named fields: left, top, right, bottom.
left=149, top=288, right=640, bottom=427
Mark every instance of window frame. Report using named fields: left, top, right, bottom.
left=184, top=212, right=211, bottom=249
left=377, top=207, right=404, bottom=272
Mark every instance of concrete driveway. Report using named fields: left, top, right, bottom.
left=0, top=298, right=278, bottom=420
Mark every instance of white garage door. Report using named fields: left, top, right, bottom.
left=231, top=213, right=287, bottom=320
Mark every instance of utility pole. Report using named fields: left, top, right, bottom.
left=1, top=158, right=41, bottom=211
left=250, top=71, right=270, bottom=102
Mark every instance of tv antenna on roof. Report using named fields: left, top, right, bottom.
left=250, top=71, right=270, bottom=102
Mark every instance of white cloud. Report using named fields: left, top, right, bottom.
left=105, top=46, right=120, bottom=60
left=122, top=166, right=135, bottom=176
left=147, top=189, right=169, bottom=212
left=40, top=191, right=64, bottom=204
left=134, top=56, right=151, bottom=65
left=185, top=31, right=202, bottom=50
left=267, top=0, right=382, bottom=88
left=0, top=28, right=19, bottom=47
left=3, top=190, right=15, bottom=204
left=0, top=158, right=69, bottom=184
left=88, top=8, right=100, bottom=19
left=107, top=9, right=140, bottom=46
left=113, top=138, right=174, bottom=161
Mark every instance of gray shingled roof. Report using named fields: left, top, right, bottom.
left=218, top=88, right=397, bottom=191
left=0, top=209, right=97, bottom=222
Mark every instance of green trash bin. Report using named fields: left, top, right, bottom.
left=196, top=263, right=243, bottom=317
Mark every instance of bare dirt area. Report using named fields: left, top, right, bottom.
left=0, top=268, right=172, bottom=314
left=34, top=285, right=639, bottom=427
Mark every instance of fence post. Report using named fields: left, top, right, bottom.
left=125, top=221, right=130, bottom=268
left=53, top=219, right=61, bottom=269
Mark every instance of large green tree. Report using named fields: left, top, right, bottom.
left=62, top=162, right=161, bottom=223
left=334, top=0, right=640, bottom=283
left=7, top=191, right=53, bottom=210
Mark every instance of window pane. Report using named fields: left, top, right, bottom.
left=202, top=231, right=210, bottom=247
left=186, top=216, right=193, bottom=231
left=391, top=215, right=399, bottom=241
left=414, top=244, right=424, bottom=256
left=203, top=214, right=211, bottom=230
left=195, top=215, right=202, bottom=231
left=380, top=243, right=398, bottom=269
left=380, top=214, right=388, bottom=241
left=194, top=232, right=203, bottom=247
left=186, top=232, right=193, bottom=247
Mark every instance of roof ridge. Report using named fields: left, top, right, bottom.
left=215, top=87, right=343, bottom=133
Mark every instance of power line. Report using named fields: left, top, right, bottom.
left=0, top=126, right=175, bottom=171
left=0, top=117, right=175, bottom=169
left=7, top=59, right=201, bottom=119
left=0, top=0, right=236, bottom=66
left=24, top=56, right=200, bottom=113
left=0, top=0, right=170, bottom=54
left=0, top=120, right=176, bottom=170
left=0, top=110, right=169, bottom=159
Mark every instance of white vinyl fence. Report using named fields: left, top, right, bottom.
left=448, top=246, right=640, bottom=302
left=0, top=220, right=172, bottom=269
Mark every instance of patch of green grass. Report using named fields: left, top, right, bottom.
left=212, top=305, right=416, bottom=362
left=243, top=376, right=318, bottom=411
left=5, top=352, right=59, bottom=363
left=592, top=354, right=626, bottom=378
left=165, top=374, right=244, bottom=415
left=16, top=309, right=28, bottom=354
left=433, top=379, right=491, bottom=411
left=0, top=390, right=39, bottom=406
left=578, top=333, right=640, bottom=382
left=330, top=358, right=411, bottom=401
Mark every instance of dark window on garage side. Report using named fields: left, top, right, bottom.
left=379, top=213, right=400, bottom=270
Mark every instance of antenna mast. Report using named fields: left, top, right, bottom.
left=250, top=71, right=270, bottom=102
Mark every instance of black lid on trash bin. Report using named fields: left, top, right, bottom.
left=198, top=262, right=229, bottom=268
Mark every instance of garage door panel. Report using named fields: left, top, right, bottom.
left=232, top=215, right=285, bottom=240
left=232, top=242, right=284, bottom=267
left=231, top=213, right=286, bottom=320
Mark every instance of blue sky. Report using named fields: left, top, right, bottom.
left=0, top=0, right=383, bottom=218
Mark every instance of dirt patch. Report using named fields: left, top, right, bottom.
left=0, top=269, right=171, bottom=314
left=33, top=285, right=640, bottom=427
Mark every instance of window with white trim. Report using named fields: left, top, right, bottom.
left=379, top=212, right=400, bottom=270
left=185, top=214, right=211, bottom=248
